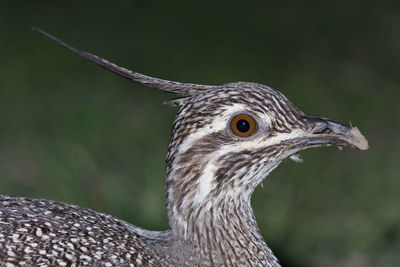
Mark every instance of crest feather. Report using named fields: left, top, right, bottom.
left=33, top=27, right=219, bottom=97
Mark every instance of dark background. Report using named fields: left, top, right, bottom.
left=1, top=1, right=399, bottom=266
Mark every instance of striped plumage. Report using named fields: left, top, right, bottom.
left=0, top=28, right=369, bottom=266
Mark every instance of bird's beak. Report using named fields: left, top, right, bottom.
left=289, top=116, right=369, bottom=151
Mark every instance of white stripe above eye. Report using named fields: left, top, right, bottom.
left=177, top=103, right=247, bottom=155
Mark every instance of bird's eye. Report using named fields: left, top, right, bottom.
left=231, top=114, right=256, bottom=137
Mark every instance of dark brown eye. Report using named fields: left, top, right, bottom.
left=231, top=114, right=256, bottom=137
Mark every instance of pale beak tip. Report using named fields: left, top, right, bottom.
left=348, top=127, right=369, bottom=150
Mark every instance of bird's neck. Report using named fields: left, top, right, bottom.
left=165, top=154, right=279, bottom=265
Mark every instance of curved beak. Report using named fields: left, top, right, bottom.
left=290, top=116, right=369, bottom=151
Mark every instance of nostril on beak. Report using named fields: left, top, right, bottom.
left=301, top=116, right=350, bottom=135
left=312, top=127, right=333, bottom=135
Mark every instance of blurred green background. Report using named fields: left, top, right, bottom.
left=0, top=1, right=399, bottom=266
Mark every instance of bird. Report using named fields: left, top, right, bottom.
left=0, top=28, right=369, bottom=267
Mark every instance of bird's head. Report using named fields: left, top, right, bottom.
left=165, top=82, right=368, bottom=212
left=33, top=27, right=369, bottom=242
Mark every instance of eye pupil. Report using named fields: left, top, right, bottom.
left=236, top=119, right=250, bottom=133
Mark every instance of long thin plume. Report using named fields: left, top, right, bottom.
left=32, top=27, right=219, bottom=96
